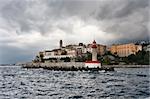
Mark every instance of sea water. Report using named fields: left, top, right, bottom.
left=0, top=66, right=149, bottom=99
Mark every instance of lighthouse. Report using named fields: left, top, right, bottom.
left=85, top=40, right=101, bottom=68
left=92, top=40, right=97, bottom=61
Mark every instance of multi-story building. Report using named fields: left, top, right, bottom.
left=43, top=50, right=58, bottom=56
left=43, top=50, right=53, bottom=56
left=86, top=44, right=106, bottom=55
left=65, top=48, right=77, bottom=56
left=110, top=43, right=142, bottom=57
left=97, top=44, right=107, bottom=55
left=65, top=43, right=86, bottom=55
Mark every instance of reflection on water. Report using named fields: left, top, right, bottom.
left=0, top=66, right=149, bottom=98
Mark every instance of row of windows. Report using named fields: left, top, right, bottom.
left=112, top=44, right=136, bottom=49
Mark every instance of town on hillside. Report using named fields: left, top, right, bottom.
left=33, top=40, right=150, bottom=65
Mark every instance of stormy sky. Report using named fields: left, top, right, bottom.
left=0, top=0, right=149, bottom=64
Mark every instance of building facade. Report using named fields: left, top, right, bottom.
left=110, top=43, right=142, bottom=57
left=97, top=44, right=106, bottom=55
left=65, top=48, right=77, bottom=56
left=86, top=44, right=106, bottom=55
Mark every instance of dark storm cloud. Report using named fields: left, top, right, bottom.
left=0, top=0, right=149, bottom=63
left=0, top=0, right=149, bottom=37
left=94, top=0, right=149, bottom=42
left=95, top=0, right=149, bottom=19
left=0, top=0, right=148, bottom=34
left=0, top=0, right=29, bottom=33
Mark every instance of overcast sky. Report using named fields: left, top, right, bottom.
left=0, top=0, right=149, bottom=64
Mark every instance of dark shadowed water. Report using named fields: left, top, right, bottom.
left=0, top=66, right=150, bottom=99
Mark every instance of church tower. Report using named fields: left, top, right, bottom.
left=60, top=40, right=63, bottom=48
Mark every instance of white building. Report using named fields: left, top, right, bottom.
left=66, top=48, right=77, bottom=56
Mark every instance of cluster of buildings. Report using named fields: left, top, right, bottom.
left=34, top=40, right=148, bottom=63
left=34, top=40, right=106, bottom=62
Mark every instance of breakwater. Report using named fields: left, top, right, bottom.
left=22, top=62, right=149, bottom=71
left=22, top=62, right=114, bottom=71
left=23, top=62, right=84, bottom=69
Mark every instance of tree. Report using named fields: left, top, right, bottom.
left=125, top=50, right=150, bottom=65
left=102, top=56, right=111, bottom=65
left=64, top=57, right=71, bottom=62
left=85, top=52, right=92, bottom=61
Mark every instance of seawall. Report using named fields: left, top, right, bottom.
left=22, top=62, right=150, bottom=71
left=23, top=62, right=85, bottom=69
left=22, top=62, right=114, bottom=71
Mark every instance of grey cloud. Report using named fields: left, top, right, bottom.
left=0, top=0, right=29, bottom=33
left=0, top=0, right=149, bottom=63
left=95, top=0, right=149, bottom=20
left=93, top=0, right=149, bottom=42
left=46, top=0, right=99, bottom=17
left=1, top=0, right=148, bottom=39
left=0, top=0, right=100, bottom=33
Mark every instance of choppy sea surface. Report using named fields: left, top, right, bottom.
left=0, top=66, right=149, bottom=99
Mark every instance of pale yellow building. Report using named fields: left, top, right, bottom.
left=110, top=43, right=142, bottom=57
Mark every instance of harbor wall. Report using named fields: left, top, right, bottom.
left=23, top=62, right=150, bottom=68
left=23, top=62, right=85, bottom=69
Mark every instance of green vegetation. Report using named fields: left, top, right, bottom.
left=63, top=57, right=71, bottom=62
left=98, top=51, right=119, bottom=65
left=122, top=51, right=149, bottom=65
left=101, top=50, right=149, bottom=65
left=75, top=52, right=92, bottom=62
